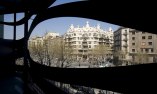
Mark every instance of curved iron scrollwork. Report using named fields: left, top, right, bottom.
left=0, top=13, right=32, bottom=26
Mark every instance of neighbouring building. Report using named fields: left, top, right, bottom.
left=114, top=27, right=157, bottom=65
left=28, top=32, right=59, bottom=47
left=28, top=32, right=59, bottom=48
left=64, top=21, right=114, bottom=60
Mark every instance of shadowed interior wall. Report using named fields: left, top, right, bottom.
left=0, top=15, right=4, bottom=38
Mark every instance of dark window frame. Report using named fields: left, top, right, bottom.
left=142, top=36, right=145, bottom=39
left=148, top=42, right=152, bottom=45
left=148, top=36, right=152, bottom=39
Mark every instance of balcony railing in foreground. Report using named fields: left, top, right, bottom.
left=45, top=79, right=121, bottom=94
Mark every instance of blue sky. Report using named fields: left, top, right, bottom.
left=4, top=0, right=120, bottom=39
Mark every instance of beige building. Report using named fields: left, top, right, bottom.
left=28, top=36, right=43, bottom=48
left=64, top=21, right=114, bottom=60
left=28, top=32, right=59, bottom=47
left=114, top=27, right=157, bottom=65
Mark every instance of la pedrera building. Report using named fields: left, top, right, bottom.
left=64, top=21, right=114, bottom=61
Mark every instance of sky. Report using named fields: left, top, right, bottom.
left=4, top=0, right=120, bottom=39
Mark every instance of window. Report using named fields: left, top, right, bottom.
left=141, top=42, right=146, bottom=46
left=142, top=36, right=145, bottom=39
left=78, top=50, right=83, bottom=52
left=73, top=37, right=76, bottom=40
left=89, top=45, right=91, bottom=48
left=132, top=43, right=135, bottom=46
left=141, top=48, right=143, bottom=52
left=132, top=31, right=135, bottom=35
left=73, top=41, right=76, bottom=44
left=88, top=41, right=91, bottom=44
left=74, top=33, right=76, bottom=36
left=148, top=36, right=152, bottom=39
left=132, top=49, right=135, bottom=52
left=145, top=49, right=148, bottom=53
left=150, top=48, right=153, bottom=53
left=84, top=50, right=87, bottom=52
left=148, top=42, right=152, bottom=45
left=132, top=37, right=135, bottom=40
left=142, top=32, right=145, bottom=34
left=73, top=45, right=76, bottom=48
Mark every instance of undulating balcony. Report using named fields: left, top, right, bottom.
left=98, top=36, right=104, bottom=39
left=82, top=47, right=88, bottom=50
left=123, top=32, right=127, bottom=36
left=122, top=38, right=128, bottom=41
left=82, top=43, right=88, bottom=46
left=123, top=44, right=128, bottom=47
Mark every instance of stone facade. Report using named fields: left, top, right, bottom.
left=64, top=21, right=114, bottom=60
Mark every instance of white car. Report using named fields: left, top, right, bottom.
left=99, top=63, right=113, bottom=67
left=99, top=65, right=105, bottom=68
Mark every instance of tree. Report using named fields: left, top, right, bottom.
left=15, top=57, right=24, bottom=65
left=51, top=37, right=73, bottom=67
left=133, top=43, right=149, bottom=64
left=135, top=51, right=149, bottom=64
left=43, top=38, right=55, bottom=66
left=113, top=50, right=126, bottom=66
left=29, top=41, right=45, bottom=65
left=89, top=44, right=112, bottom=66
left=29, top=37, right=74, bottom=68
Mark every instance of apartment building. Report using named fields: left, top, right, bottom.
left=28, top=32, right=59, bottom=47
left=64, top=21, right=114, bottom=60
left=114, top=27, right=157, bottom=64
